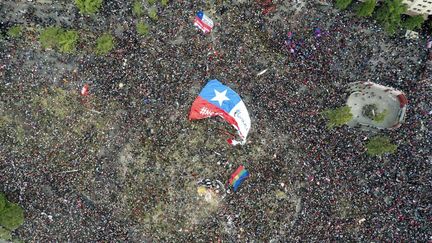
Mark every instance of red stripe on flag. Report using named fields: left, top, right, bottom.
left=189, top=96, right=239, bottom=130
left=194, top=17, right=212, bottom=33
left=194, top=21, right=209, bottom=33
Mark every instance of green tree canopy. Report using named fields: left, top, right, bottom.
left=7, top=25, right=23, bottom=38
left=403, top=15, right=425, bottom=31
left=58, top=30, right=79, bottom=53
left=75, top=0, right=103, bottom=14
left=322, top=105, right=353, bottom=128
left=356, top=0, right=376, bottom=17
left=39, top=27, right=79, bottom=53
left=376, top=0, right=407, bottom=35
left=373, top=109, right=388, bottom=123
left=366, top=136, right=397, bottom=156
left=0, top=226, right=11, bottom=240
left=132, top=1, right=144, bottom=16
left=335, top=0, right=352, bottom=10
left=95, top=33, right=115, bottom=55
left=136, top=22, right=149, bottom=36
left=39, top=27, right=62, bottom=49
left=161, top=0, right=169, bottom=7
left=0, top=194, right=5, bottom=212
left=148, top=8, right=158, bottom=21
left=0, top=194, right=24, bottom=231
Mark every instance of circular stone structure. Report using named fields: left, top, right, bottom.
left=346, top=82, right=407, bottom=129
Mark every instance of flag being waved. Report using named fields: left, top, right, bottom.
left=229, top=165, right=249, bottom=192
left=189, top=79, right=251, bottom=145
left=193, top=11, right=214, bottom=34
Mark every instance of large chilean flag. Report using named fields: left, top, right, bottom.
left=189, top=79, right=251, bottom=145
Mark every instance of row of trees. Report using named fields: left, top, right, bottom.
left=322, top=106, right=398, bottom=156
left=4, top=25, right=115, bottom=55
left=335, top=0, right=426, bottom=35
left=75, top=0, right=167, bottom=36
left=3, top=0, right=172, bottom=54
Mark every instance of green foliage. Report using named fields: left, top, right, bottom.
left=7, top=25, right=23, bottom=38
left=356, top=0, right=376, bottom=17
left=75, top=0, right=103, bottom=14
left=322, top=106, right=353, bottom=128
left=39, top=27, right=62, bottom=49
left=148, top=8, right=158, bottom=21
left=403, top=15, right=425, bottom=31
left=366, top=136, right=397, bottom=156
left=136, top=22, right=149, bottom=36
left=373, top=109, right=388, bottom=123
left=95, top=33, right=115, bottom=55
left=0, top=203, right=24, bottom=231
left=0, top=194, right=24, bottom=231
left=148, top=0, right=156, bottom=5
left=132, top=1, right=144, bottom=16
left=335, top=0, right=352, bottom=10
left=58, top=30, right=79, bottom=53
left=161, top=0, right=169, bottom=7
left=0, top=194, right=5, bottom=212
left=0, top=226, right=12, bottom=240
left=39, top=27, right=79, bottom=53
left=376, top=0, right=407, bottom=35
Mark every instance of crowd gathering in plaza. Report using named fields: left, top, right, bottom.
left=1, top=0, right=431, bottom=241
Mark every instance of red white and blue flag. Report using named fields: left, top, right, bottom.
left=193, top=11, right=214, bottom=34
left=189, top=79, right=251, bottom=145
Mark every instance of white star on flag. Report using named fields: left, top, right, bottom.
left=211, top=89, right=230, bottom=106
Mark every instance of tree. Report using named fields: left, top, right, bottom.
left=0, top=193, right=24, bottom=232
left=136, top=22, right=149, bottom=36
left=0, top=203, right=24, bottom=231
left=356, top=0, right=376, bottom=17
left=148, top=8, right=158, bottom=21
left=366, top=136, right=397, bottom=156
left=75, top=0, right=103, bottom=15
left=0, top=226, right=11, bottom=240
left=0, top=194, right=5, bottom=212
left=161, top=0, right=169, bottom=7
left=322, top=106, right=353, bottom=128
left=403, top=15, right=425, bottom=31
left=58, top=30, right=79, bottom=53
left=39, top=27, right=79, bottom=53
left=373, top=109, right=388, bottom=123
left=335, top=0, right=352, bottom=10
left=95, top=33, right=115, bottom=55
left=39, top=27, right=62, bottom=49
left=132, top=1, right=144, bottom=16
left=376, top=0, right=407, bottom=35
left=7, top=25, right=22, bottom=38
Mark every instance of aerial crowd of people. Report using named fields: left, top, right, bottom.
left=0, top=0, right=430, bottom=241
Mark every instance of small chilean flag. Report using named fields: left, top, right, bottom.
left=229, top=165, right=249, bottom=192
left=80, top=84, right=89, bottom=96
left=194, top=11, right=214, bottom=34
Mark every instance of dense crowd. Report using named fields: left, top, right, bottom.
left=1, top=0, right=431, bottom=241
